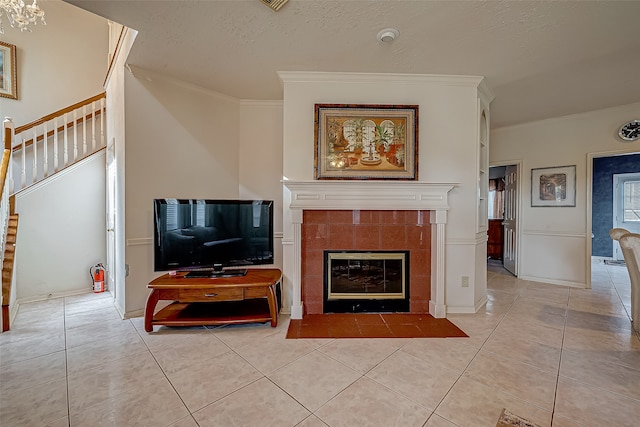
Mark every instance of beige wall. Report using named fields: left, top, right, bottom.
left=0, top=0, right=108, bottom=126
left=123, top=69, right=244, bottom=314
left=3, top=0, right=109, bottom=307
left=491, top=102, right=640, bottom=287
left=15, top=153, right=106, bottom=300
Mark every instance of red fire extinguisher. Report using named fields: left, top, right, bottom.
left=90, top=263, right=106, bottom=293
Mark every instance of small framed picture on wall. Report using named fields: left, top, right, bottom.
left=531, top=165, right=576, bottom=207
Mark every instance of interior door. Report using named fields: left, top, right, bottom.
left=613, top=172, right=640, bottom=260
left=503, top=165, right=518, bottom=275
left=106, top=138, right=116, bottom=296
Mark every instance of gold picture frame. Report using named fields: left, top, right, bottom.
left=531, top=165, right=576, bottom=207
left=314, top=104, right=418, bottom=180
left=0, top=41, right=17, bottom=100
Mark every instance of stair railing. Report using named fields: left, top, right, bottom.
left=9, top=92, right=106, bottom=193
left=1, top=119, right=14, bottom=325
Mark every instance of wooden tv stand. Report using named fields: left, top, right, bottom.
left=144, top=268, right=281, bottom=332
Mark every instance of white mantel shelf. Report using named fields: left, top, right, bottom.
left=283, top=180, right=455, bottom=212
left=282, top=180, right=457, bottom=319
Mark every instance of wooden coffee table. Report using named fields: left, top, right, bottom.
left=144, top=268, right=281, bottom=332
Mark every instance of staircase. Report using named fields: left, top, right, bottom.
left=9, top=92, right=106, bottom=194
left=0, top=93, right=106, bottom=331
left=2, top=214, right=18, bottom=332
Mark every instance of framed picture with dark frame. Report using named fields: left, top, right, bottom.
left=314, top=104, right=418, bottom=180
left=531, top=165, right=576, bottom=207
left=0, top=41, right=17, bottom=100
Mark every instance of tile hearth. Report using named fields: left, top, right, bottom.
left=1, top=259, right=639, bottom=426
left=286, top=313, right=468, bottom=339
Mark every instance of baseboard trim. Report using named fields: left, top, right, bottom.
left=518, top=275, right=586, bottom=289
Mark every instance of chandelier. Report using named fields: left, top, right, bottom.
left=0, top=0, right=46, bottom=33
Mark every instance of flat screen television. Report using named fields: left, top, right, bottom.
left=153, top=199, right=274, bottom=277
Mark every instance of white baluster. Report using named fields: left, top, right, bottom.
left=73, top=110, right=78, bottom=161
left=63, top=112, right=69, bottom=166
left=43, top=122, right=49, bottom=178
left=91, top=101, right=96, bottom=151
left=53, top=117, right=59, bottom=172
left=21, top=137, right=26, bottom=190
left=100, top=97, right=105, bottom=148
left=82, top=105, right=87, bottom=156
left=32, top=129, right=38, bottom=184
left=8, top=148, right=13, bottom=195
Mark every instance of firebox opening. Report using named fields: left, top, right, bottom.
left=323, top=250, right=410, bottom=313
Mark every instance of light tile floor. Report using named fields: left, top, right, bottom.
left=1, top=260, right=639, bottom=426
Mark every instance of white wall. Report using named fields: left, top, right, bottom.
left=14, top=152, right=106, bottom=300
left=491, top=102, right=640, bottom=287
left=0, top=0, right=108, bottom=125
left=278, top=72, right=492, bottom=313
left=123, top=69, right=243, bottom=314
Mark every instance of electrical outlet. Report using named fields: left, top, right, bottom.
left=461, top=276, right=469, bottom=287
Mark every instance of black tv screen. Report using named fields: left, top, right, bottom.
left=153, top=199, right=274, bottom=273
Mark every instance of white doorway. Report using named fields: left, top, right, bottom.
left=503, top=165, right=518, bottom=275
left=587, top=150, right=640, bottom=290
left=488, top=162, right=520, bottom=276
left=613, top=172, right=640, bottom=260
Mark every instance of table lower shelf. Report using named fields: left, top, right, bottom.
left=151, top=299, right=275, bottom=328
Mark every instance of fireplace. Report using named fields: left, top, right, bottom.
left=324, top=251, right=409, bottom=313
left=283, top=180, right=454, bottom=319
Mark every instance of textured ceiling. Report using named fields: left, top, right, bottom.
left=66, top=0, right=640, bottom=128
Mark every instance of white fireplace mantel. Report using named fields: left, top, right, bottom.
left=282, top=180, right=456, bottom=319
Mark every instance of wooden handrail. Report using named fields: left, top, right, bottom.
left=13, top=109, right=105, bottom=153
left=0, top=150, right=10, bottom=199
left=14, top=92, right=106, bottom=135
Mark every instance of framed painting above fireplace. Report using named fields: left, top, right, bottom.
left=314, top=104, right=418, bottom=180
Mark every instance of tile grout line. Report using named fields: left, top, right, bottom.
left=430, top=275, right=527, bottom=422
left=548, top=289, right=570, bottom=426
left=63, top=297, right=71, bottom=427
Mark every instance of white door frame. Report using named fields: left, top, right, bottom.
left=613, top=172, right=640, bottom=259
left=587, top=148, right=640, bottom=289
left=489, top=159, right=522, bottom=276
left=106, top=138, right=117, bottom=298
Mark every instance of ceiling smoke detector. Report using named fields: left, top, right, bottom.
left=377, top=28, right=399, bottom=43
left=259, top=0, right=289, bottom=11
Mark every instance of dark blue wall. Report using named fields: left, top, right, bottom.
left=592, top=153, right=640, bottom=256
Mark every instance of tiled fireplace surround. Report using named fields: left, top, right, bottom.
left=302, top=209, right=431, bottom=314
left=283, top=181, right=454, bottom=319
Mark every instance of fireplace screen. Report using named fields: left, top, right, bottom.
left=326, top=251, right=407, bottom=300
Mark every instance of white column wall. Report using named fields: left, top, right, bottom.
left=279, top=72, right=491, bottom=313
left=105, top=27, right=137, bottom=317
